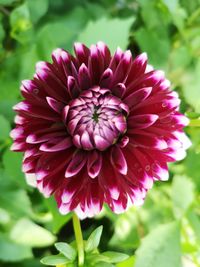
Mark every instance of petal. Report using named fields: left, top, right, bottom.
left=130, top=135, right=168, bottom=150
left=110, top=146, right=127, bottom=175
left=39, top=137, right=73, bottom=152
left=65, top=150, right=87, bottom=178
left=80, top=131, right=94, bottom=150
left=112, top=83, right=126, bottom=98
left=128, top=114, right=158, bottom=129
left=46, top=97, right=65, bottom=113
left=126, top=52, right=148, bottom=85
left=87, top=151, right=102, bottom=178
left=123, top=87, right=152, bottom=107
left=94, top=135, right=110, bottom=151
left=111, top=50, right=132, bottom=85
left=118, top=136, right=129, bottom=147
left=78, top=63, right=91, bottom=90
left=100, top=68, right=113, bottom=88
left=152, top=162, right=169, bottom=181
left=74, top=42, right=90, bottom=65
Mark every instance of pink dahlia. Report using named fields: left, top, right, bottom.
left=11, top=42, right=190, bottom=218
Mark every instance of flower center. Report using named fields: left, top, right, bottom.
left=92, top=106, right=100, bottom=122
left=66, top=87, right=129, bottom=151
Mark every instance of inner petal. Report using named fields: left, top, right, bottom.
left=66, top=87, right=128, bottom=151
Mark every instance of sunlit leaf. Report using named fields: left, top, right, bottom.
left=77, top=17, right=134, bottom=53
left=101, top=251, right=129, bottom=263
left=41, top=254, right=70, bottom=266
left=85, top=226, right=103, bottom=252
left=55, top=242, right=76, bottom=261
left=45, top=197, right=72, bottom=234
left=172, top=175, right=195, bottom=218
left=135, top=222, right=182, bottom=267
left=0, top=115, right=11, bottom=141
left=10, top=218, right=56, bottom=247
left=0, top=234, right=32, bottom=262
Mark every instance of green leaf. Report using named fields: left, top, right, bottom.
left=189, top=118, right=200, bottom=126
left=101, top=251, right=129, bottom=263
left=134, top=27, right=170, bottom=68
left=169, top=45, right=192, bottom=72
left=27, top=0, right=49, bottom=24
left=10, top=218, right=56, bottom=247
left=185, top=148, right=200, bottom=190
left=55, top=242, right=76, bottom=261
left=172, top=175, right=195, bottom=219
left=0, top=234, right=32, bottom=262
left=162, top=0, right=179, bottom=13
left=0, top=22, right=5, bottom=44
left=0, top=0, right=16, bottom=4
left=94, top=263, right=115, bottom=267
left=41, top=254, right=70, bottom=266
left=0, top=207, right=10, bottom=225
left=117, top=256, right=135, bottom=267
left=3, top=148, right=28, bottom=189
left=135, top=222, right=182, bottom=267
left=85, top=226, right=103, bottom=252
left=77, top=17, right=134, bottom=53
left=10, top=2, right=33, bottom=43
left=187, top=211, right=200, bottom=243
left=36, top=7, right=88, bottom=60
left=0, top=115, right=11, bottom=141
left=0, top=189, right=32, bottom=218
left=182, top=59, right=200, bottom=112
left=19, top=45, right=39, bottom=79
left=109, top=207, right=139, bottom=250
left=140, top=0, right=171, bottom=30
left=45, top=197, right=72, bottom=234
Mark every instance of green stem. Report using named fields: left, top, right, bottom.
left=189, top=119, right=200, bottom=127
left=72, top=213, right=84, bottom=267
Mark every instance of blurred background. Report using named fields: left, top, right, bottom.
left=0, top=0, right=200, bottom=266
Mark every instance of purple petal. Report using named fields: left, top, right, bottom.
left=94, top=135, right=110, bottom=151
left=65, top=150, right=87, bottom=178
left=128, top=114, right=158, bottom=129
left=87, top=151, right=102, bottom=178
left=39, top=137, right=73, bottom=152
left=111, top=146, right=127, bottom=175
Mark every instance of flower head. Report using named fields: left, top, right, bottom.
left=11, top=42, right=190, bottom=218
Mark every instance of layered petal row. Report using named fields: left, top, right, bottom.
left=11, top=42, right=191, bottom=218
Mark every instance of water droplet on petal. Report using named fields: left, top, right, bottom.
left=145, top=165, right=150, bottom=171
left=33, top=88, right=39, bottom=94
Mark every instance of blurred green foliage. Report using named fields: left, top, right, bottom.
left=0, top=0, right=200, bottom=266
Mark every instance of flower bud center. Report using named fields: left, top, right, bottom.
left=66, top=87, right=129, bottom=151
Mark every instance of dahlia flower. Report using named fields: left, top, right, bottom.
left=11, top=42, right=190, bottom=218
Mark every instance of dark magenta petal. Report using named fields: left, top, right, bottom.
left=100, top=68, right=113, bottom=88
left=126, top=52, right=147, bottom=85
left=94, top=135, right=110, bottom=151
left=46, top=97, right=65, bottom=113
left=39, top=137, right=73, bottom=152
left=87, top=151, right=102, bottom=178
left=11, top=41, right=190, bottom=218
left=74, top=42, right=90, bottom=65
left=112, top=83, right=126, bottom=98
left=65, top=150, right=87, bottom=178
left=128, top=114, right=158, bottom=129
left=78, top=63, right=91, bottom=90
left=111, top=50, right=132, bottom=86
left=111, top=146, right=127, bottom=175
left=118, top=136, right=129, bottom=147
left=123, top=87, right=152, bottom=107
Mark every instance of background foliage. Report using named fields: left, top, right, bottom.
left=0, top=0, right=200, bottom=266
